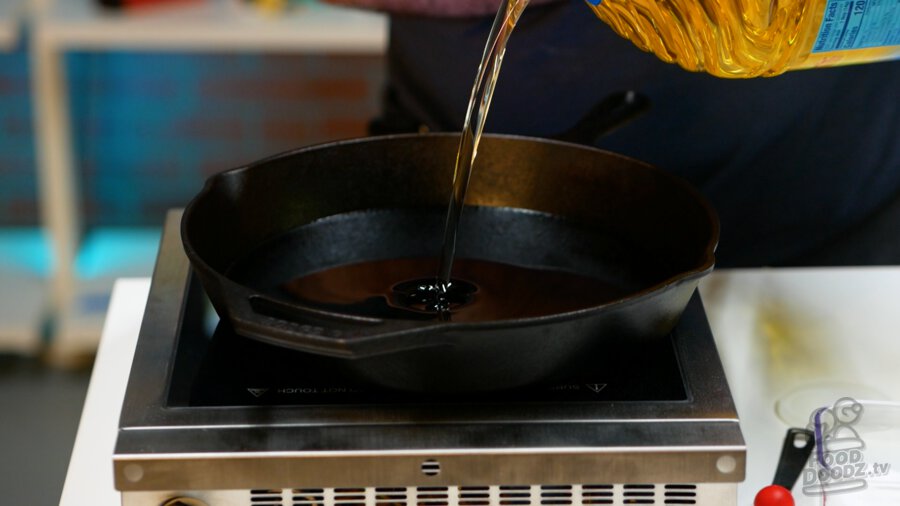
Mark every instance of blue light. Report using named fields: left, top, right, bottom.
left=0, top=229, right=52, bottom=276
left=74, top=228, right=161, bottom=279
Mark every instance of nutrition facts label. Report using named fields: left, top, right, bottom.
left=813, top=0, right=900, bottom=52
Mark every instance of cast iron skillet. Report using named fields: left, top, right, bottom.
left=182, top=133, right=718, bottom=392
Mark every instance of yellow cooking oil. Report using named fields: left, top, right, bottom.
left=586, top=0, right=900, bottom=77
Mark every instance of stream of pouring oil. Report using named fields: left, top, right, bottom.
left=280, top=0, right=635, bottom=321
left=435, top=0, right=530, bottom=297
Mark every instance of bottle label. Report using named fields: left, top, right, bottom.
left=813, top=0, right=900, bottom=53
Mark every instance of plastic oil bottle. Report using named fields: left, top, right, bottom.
left=585, top=0, right=900, bottom=77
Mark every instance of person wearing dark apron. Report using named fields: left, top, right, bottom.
left=330, top=0, right=900, bottom=267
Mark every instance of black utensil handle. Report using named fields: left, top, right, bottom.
left=227, top=292, right=451, bottom=358
left=773, top=428, right=816, bottom=490
left=555, top=90, right=651, bottom=146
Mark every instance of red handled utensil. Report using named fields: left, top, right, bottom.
left=755, top=428, right=816, bottom=506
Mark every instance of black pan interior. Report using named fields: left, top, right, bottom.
left=185, top=135, right=716, bottom=291
left=226, top=206, right=670, bottom=306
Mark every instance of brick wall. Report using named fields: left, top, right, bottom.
left=0, top=47, right=385, bottom=227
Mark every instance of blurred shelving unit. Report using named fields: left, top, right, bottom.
left=0, top=0, right=43, bottom=355
left=28, top=0, right=387, bottom=362
left=35, top=0, right=387, bottom=50
left=0, top=0, right=23, bottom=49
left=0, top=231, right=48, bottom=354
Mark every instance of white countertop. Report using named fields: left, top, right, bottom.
left=699, top=268, right=900, bottom=505
left=59, top=278, right=149, bottom=506
left=61, top=269, right=900, bottom=505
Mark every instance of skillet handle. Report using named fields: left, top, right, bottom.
left=555, top=90, right=650, bottom=145
left=227, top=293, right=452, bottom=359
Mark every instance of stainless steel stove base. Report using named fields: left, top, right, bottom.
left=123, top=482, right=736, bottom=506
left=115, top=212, right=744, bottom=506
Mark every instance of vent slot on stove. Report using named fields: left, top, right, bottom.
left=622, top=484, right=655, bottom=504
left=499, top=485, right=532, bottom=505
left=417, top=486, right=449, bottom=505
left=262, top=483, right=707, bottom=506
left=251, top=489, right=284, bottom=506
left=421, top=460, right=442, bottom=476
left=663, top=484, right=697, bottom=504
left=375, top=487, right=408, bottom=506
left=293, top=488, right=325, bottom=506
left=334, top=488, right=367, bottom=506
left=583, top=484, right=614, bottom=504
left=459, top=486, right=490, bottom=506
left=539, top=485, right=572, bottom=505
